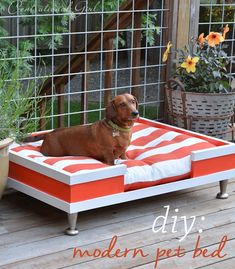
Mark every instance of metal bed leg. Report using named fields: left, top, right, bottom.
left=216, top=180, right=229, bottom=199
left=65, top=213, right=79, bottom=236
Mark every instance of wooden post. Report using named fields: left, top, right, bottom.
left=162, top=0, right=174, bottom=122
left=176, top=0, right=191, bottom=49
left=162, top=0, right=174, bottom=83
left=175, top=0, right=200, bottom=50
left=189, top=1, right=200, bottom=41
left=71, top=0, right=78, bottom=53
left=58, top=84, right=65, bottom=128
left=81, top=61, right=90, bottom=125
left=131, top=10, right=142, bottom=100
left=39, top=97, right=47, bottom=130
left=163, top=0, right=200, bottom=124
left=104, top=38, right=114, bottom=107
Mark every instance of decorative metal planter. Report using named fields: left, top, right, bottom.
left=165, top=79, right=235, bottom=139
left=0, top=138, right=13, bottom=199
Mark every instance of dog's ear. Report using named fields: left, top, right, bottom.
left=134, top=96, right=139, bottom=110
left=105, top=100, right=116, bottom=120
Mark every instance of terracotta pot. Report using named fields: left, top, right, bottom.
left=0, top=138, right=13, bottom=199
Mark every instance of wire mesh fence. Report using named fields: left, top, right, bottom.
left=0, top=0, right=171, bottom=130
left=199, top=0, right=235, bottom=77
left=1, top=0, right=233, bottom=132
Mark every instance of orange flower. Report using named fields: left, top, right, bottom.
left=162, top=41, right=172, bottom=62
left=206, top=32, right=224, bottom=47
left=181, top=56, right=199, bottom=73
left=198, top=33, right=205, bottom=46
left=223, top=24, right=229, bottom=39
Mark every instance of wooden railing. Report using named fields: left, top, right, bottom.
left=38, top=0, right=154, bottom=129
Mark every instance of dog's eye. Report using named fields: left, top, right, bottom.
left=131, top=99, right=136, bottom=104
left=119, top=103, right=126, bottom=107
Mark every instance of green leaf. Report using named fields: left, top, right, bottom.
left=219, top=80, right=231, bottom=91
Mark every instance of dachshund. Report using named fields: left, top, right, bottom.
left=23, top=93, right=139, bottom=165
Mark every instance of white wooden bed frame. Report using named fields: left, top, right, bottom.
left=7, top=118, right=235, bottom=235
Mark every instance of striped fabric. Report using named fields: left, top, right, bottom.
left=10, top=122, right=216, bottom=189
left=118, top=123, right=215, bottom=190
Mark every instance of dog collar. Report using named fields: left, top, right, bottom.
left=107, top=120, right=132, bottom=133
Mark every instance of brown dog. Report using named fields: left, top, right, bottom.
left=24, top=93, right=139, bottom=165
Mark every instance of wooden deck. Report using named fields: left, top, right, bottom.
left=0, top=180, right=235, bottom=269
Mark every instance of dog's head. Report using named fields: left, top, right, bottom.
left=105, top=93, right=139, bottom=126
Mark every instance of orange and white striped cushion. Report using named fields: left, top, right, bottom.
left=121, top=123, right=215, bottom=190
left=10, top=122, right=215, bottom=189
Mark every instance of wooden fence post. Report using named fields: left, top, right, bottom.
left=104, top=38, right=114, bottom=107
left=71, top=0, right=78, bottom=53
left=39, top=97, right=47, bottom=130
left=175, top=0, right=200, bottom=50
left=58, top=84, right=65, bottom=128
left=162, top=0, right=175, bottom=83
left=189, top=1, right=200, bottom=40
left=131, top=10, right=142, bottom=100
left=164, top=0, right=200, bottom=123
left=81, top=61, right=90, bottom=125
left=162, top=0, right=175, bottom=122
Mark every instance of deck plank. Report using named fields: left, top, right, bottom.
left=0, top=181, right=234, bottom=269
left=65, top=224, right=235, bottom=269
left=132, top=236, right=235, bottom=269
left=6, top=209, right=234, bottom=269
left=199, top=257, right=235, bottom=269
left=1, top=182, right=234, bottom=248
left=0, top=181, right=235, bottom=234
left=1, top=181, right=234, bottom=236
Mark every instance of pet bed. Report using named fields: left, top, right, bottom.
left=8, top=118, right=235, bottom=235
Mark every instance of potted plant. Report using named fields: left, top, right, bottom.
left=0, top=61, right=39, bottom=199
left=164, top=25, right=235, bottom=139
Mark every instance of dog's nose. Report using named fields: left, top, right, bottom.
left=132, top=111, right=139, bottom=117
